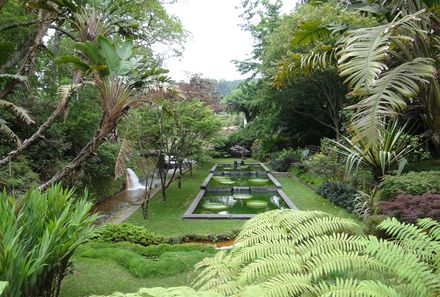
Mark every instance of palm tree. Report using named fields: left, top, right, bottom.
left=38, top=35, right=168, bottom=190
left=276, top=0, right=440, bottom=148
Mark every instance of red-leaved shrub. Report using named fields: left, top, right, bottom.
left=378, top=192, right=440, bottom=223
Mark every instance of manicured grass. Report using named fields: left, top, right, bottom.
left=126, top=159, right=248, bottom=236
left=277, top=175, right=364, bottom=225
left=60, top=257, right=188, bottom=297
left=60, top=243, right=215, bottom=297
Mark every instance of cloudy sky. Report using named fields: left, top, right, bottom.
left=163, top=0, right=297, bottom=82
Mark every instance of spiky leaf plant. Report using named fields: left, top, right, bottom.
left=0, top=184, right=97, bottom=297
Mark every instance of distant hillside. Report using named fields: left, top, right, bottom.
left=215, top=79, right=243, bottom=97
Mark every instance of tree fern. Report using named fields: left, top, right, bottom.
left=100, top=210, right=440, bottom=297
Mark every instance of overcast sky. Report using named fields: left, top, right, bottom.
left=163, top=0, right=297, bottom=82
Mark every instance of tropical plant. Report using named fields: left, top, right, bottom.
left=96, top=210, right=440, bottom=296
left=332, top=120, right=417, bottom=181
left=0, top=184, right=97, bottom=297
left=0, top=97, right=34, bottom=143
left=279, top=1, right=440, bottom=148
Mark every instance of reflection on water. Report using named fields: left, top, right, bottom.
left=194, top=191, right=288, bottom=215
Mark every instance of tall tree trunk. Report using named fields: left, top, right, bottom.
left=177, top=163, right=182, bottom=189
left=38, top=123, right=114, bottom=191
left=0, top=78, right=81, bottom=168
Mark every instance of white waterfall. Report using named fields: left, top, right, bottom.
left=126, top=168, right=146, bottom=191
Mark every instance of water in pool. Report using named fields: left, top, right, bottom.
left=194, top=191, right=288, bottom=214
left=208, top=173, right=274, bottom=188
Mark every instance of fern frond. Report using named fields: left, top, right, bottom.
left=363, top=236, right=440, bottom=296
left=357, top=280, right=401, bottom=297
left=290, top=216, right=360, bottom=244
left=314, top=278, right=361, bottom=296
left=378, top=217, right=440, bottom=263
left=297, top=233, right=365, bottom=259
left=417, top=218, right=440, bottom=241
left=304, top=251, right=383, bottom=280
left=233, top=240, right=296, bottom=264
left=0, top=118, right=21, bottom=144
left=192, top=251, right=234, bottom=291
left=259, top=273, right=313, bottom=297
left=237, top=254, right=303, bottom=285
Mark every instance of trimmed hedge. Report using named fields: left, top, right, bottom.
left=380, top=171, right=440, bottom=200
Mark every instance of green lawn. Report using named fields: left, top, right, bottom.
left=126, top=159, right=247, bottom=236
left=60, top=243, right=214, bottom=297
left=277, top=175, right=364, bottom=225
left=60, top=258, right=188, bottom=297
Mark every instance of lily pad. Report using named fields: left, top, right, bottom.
left=222, top=166, right=235, bottom=171
left=233, top=194, right=253, bottom=200
left=213, top=176, right=230, bottom=182
left=248, top=178, right=269, bottom=186
left=246, top=200, right=268, bottom=208
left=203, top=202, right=228, bottom=211
left=218, top=180, right=236, bottom=185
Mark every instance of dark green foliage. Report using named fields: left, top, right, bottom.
left=78, top=143, right=124, bottom=201
left=316, top=182, right=358, bottom=212
left=167, top=230, right=240, bottom=244
left=405, top=159, right=440, bottom=172
left=289, top=166, right=330, bottom=188
left=0, top=156, right=39, bottom=193
left=380, top=171, right=440, bottom=200
left=0, top=184, right=97, bottom=297
left=75, top=242, right=216, bottom=278
left=96, top=223, right=165, bottom=246
left=269, top=148, right=299, bottom=172
left=379, top=192, right=440, bottom=223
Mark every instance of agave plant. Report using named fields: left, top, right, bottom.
left=0, top=184, right=97, bottom=297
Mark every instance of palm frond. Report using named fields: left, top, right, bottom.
left=348, top=57, right=434, bottom=144
left=338, top=11, right=426, bottom=93
left=0, top=99, right=34, bottom=124
left=291, top=20, right=331, bottom=46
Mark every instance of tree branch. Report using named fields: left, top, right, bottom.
left=0, top=20, right=40, bottom=32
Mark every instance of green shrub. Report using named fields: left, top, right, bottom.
left=405, top=159, right=440, bottom=172
left=0, top=156, right=39, bottom=194
left=168, top=230, right=239, bottom=244
left=289, top=165, right=330, bottom=188
left=76, top=242, right=216, bottom=278
left=316, top=182, right=358, bottom=212
left=96, top=223, right=164, bottom=246
left=0, top=184, right=97, bottom=297
left=269, top=148, right=300, bottom=172
left=380, top=171, right=440, bottom=200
